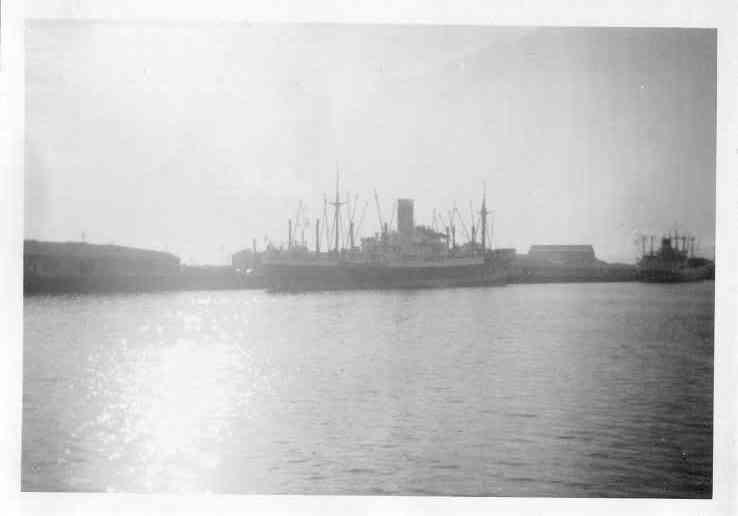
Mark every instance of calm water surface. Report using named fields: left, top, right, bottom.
left=22, top=282, right=713, bottom=496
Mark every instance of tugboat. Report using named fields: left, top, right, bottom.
left=260, top=177, right=514, bottom=292
left=637, top=233, right=714, bottom=282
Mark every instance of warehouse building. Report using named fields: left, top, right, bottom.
left=527, top=245, right=597, bottom=266
left=24, top=240, right=181, bottom=278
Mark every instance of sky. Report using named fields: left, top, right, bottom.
left=25, top=22, right=716, bottom=264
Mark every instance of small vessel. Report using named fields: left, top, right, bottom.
left=637, top=233, right=714, bottom=282
left=260, top=178, right=514, bottom=292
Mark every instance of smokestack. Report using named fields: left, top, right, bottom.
left=397, top=199, right=414, bottom=240
left=350, top=221, right=355, bottom=249
left=446, top=226, right=450, bottom=250
left=452, top=225, right=456, bottom=249
left=288, top=219, right=292, bottom=249
left=252, top=238, right=256, bottom=254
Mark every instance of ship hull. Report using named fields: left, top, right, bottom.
left=262, top=261, right=507, bottom=292
left=638, top=264, right=714, bottom=283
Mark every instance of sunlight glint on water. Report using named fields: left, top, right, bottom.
left=22, top=283, right=713, bottom=496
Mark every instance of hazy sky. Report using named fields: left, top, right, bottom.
left=25, top=22, right=716, bottom=264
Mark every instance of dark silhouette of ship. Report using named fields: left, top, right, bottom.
left=261, top=178, right=514, bottom=292
left=637, top=233, right=714, bottom=282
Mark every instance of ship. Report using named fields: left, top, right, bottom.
left=636, top=233, right=714, bottom=282
left=260, top=180, right=514, bottom=292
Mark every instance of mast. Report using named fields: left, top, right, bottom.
left=448, top=209, right=456, bottom=250
left=331, top=167, right=344, bottom=254
left=315, top=218, right=320, bottom=254
left=373, top=190, right=384, bottom=238
left=322, top=195, right=329, bottom=253
left=480, top=182, right=488, bottom=252
left=469, top=201, right=476, bottom=246
left=489, top=210, right=495, bottom=251
left=347, top=193, right=359, bottom=249
left=344, top=192, right=351, bottom=249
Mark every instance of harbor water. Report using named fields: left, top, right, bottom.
left=22, top=282, right=713, bottom=497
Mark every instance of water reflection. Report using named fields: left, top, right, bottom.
left=23, top=284, right=713, bottom=496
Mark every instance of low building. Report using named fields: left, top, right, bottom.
left=24, top=240, right=181, bottom=277
left=507, top=244, right=637, bottom=283
left=528, top=245, right=596, bottom=266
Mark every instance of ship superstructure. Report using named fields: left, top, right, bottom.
left=260, top=178, right=513, bottom=291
